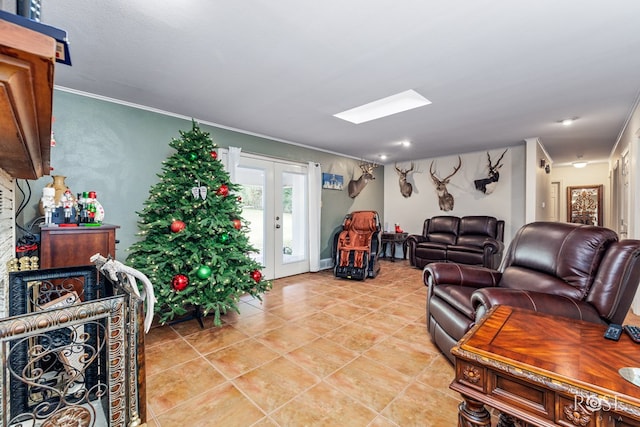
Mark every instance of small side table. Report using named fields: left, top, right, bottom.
left=380, top=232, right=408, bottom=262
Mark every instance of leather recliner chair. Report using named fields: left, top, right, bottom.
left=424, top=221, right=640, bottom=363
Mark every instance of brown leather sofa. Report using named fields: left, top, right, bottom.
left=424, top=221, right=640, bottom=363
left=407, top=216, right=504, bottom=269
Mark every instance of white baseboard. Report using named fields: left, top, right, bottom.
left=319, top=258, right=333, bottom=270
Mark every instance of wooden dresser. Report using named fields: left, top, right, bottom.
left=40, top=224, right=120, bottom=268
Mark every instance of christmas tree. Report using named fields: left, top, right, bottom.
left=126, top=121, right=270, bottom=325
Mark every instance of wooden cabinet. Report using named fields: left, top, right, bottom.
left=0, top=19, right=56, bottom=179
left=40, top=224, right=119, bottom=268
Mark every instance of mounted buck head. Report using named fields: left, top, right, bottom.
left=348, top=161, right=379, bottom=198
left=395, top=162, right=414, bottom=198
left=474, top=149, right=507, bottom=195
left=430, top=156, right=462, bottom=211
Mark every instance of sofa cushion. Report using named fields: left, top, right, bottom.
left=446, top=249, right=485, bottom=266
left=417, top=242, right=449, bottom=251
left=446, top=244, right=483, bottom=254
left=432, top=285, right=476, bottom=320
left=459, top=216, right=499, bottom=237
left=457, top=216, right=499, bottom=248
left=415, top=242, right=448, bottom=262
left=426, top=216, right=460, bottom=245
left=502, top=222, right=617, bottom=299
left=499, top=266, right=584, bottom=300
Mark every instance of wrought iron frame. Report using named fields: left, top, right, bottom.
left=3, top=267, right=145, bottom=427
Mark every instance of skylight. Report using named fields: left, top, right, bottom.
left=333, top=90, right=431, bottom=124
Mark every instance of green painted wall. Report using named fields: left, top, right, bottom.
left=20, top=89, right=384, bottom=264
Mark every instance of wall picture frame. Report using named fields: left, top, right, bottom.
left=567, top=185, right=603, bottom=226
left=322, top=173, right=343, bottom=190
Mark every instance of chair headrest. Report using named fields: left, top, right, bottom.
left=346, top=211, right=379, bottom=232
left=503, top=221, right=618, bottom=297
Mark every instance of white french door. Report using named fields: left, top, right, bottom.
left=236, top=156, right=309, bottom=280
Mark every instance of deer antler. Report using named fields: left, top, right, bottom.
left=489, top=149, right=508, bottom=170
left=429, top=161, right=437, bottom=181
left=395, top=162, right=414, bottom=174
left=442, top=156, right=462, bottom=181
left=430, top=157, right=461, bottom=182
left=359, top=160, right=379, bottom=173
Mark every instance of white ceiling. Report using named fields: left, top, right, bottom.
left=41, top=0, right=640, bottom=165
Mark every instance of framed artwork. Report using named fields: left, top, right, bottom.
left=322, top=173, right=344, bottom=190
left=567, top=185, right=603, bottom=226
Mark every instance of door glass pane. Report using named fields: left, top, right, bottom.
left=281, top=171, right=306, bottom=264
left=237, top=166, right=265, bottom=265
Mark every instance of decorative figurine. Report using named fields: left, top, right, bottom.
left=41, top=187, right=56, bottom=225
left=7, top=258, right=19, bottom=272
left=60, top=189, right=75, bottom=223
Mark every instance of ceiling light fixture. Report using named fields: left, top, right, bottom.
left=379, top=154, right=388, bottom=160
left=559, top=117, right=578, bottom=126
left=333, top=90, right=431, bottom=124
left=401, top=140, right=411, bottom=147
left=572, top=156, right=587, bottom=168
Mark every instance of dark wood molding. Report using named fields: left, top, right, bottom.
left=0, top=19, right=56, bottom=179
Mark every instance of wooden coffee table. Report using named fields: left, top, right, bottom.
left=451, top=305, right=640, bottom=426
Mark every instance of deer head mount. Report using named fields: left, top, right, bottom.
left=430, top=156, right=462, bottom=211
left=348, top=161, right=379, bottom=198
left=474, top=149, right=508, bottom=195
left=395, top=162, right=415, bottom=198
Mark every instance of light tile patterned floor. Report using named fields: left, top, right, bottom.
left=144, top=260, right=460, bottom=426
left=143, top=259, right=640, bottom=426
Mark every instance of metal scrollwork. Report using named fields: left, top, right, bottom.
left=5, top=262, right=153, bottom=427
left=34, top=278, right=85, bottom=310
left=7, top=322, right=106, bottom=426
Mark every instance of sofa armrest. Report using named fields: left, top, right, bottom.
left=471, top=288, right=604, bottom=324
left=482, top=238, right=504, bottom=254
left=407, top=234, right=428, bottom=245
left=423, top=262, right=501, bottom=289
left=482, top=239, right=505, bottom=269
left=407, top=234, right=429, bottom=266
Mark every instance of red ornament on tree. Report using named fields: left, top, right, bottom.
left=233, top=219, right=242, bottom=230
left=216, top=184, right=229, bottom=197
left=251, top=270, right=262, bottom=283
left=210, top=150, right=218, bottom=160
left=171, top=274, right=189, bottom=291
left=170, top=220, right=186, bottom=233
